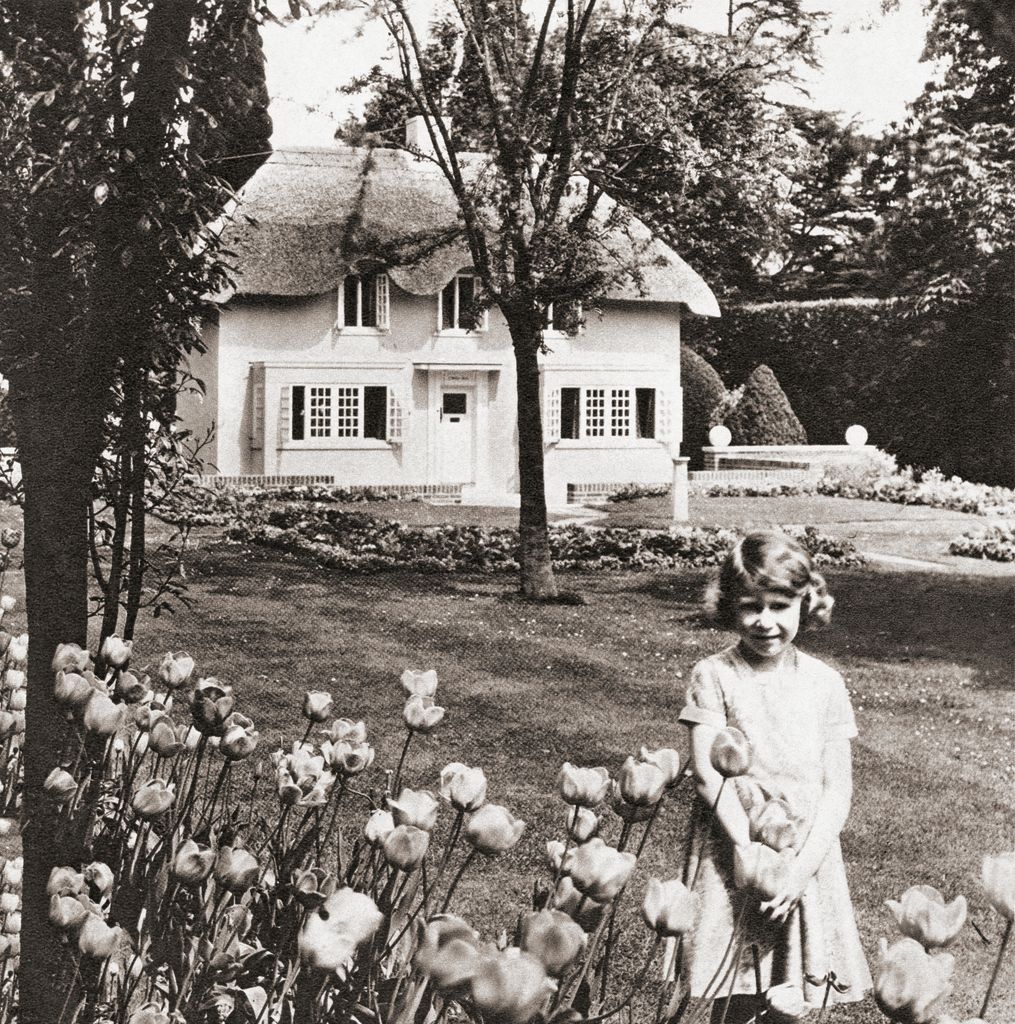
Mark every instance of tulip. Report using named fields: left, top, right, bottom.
left=618, top=756, right=666, bottom=807
left=321, top=738, right=375, bottom=776
left=0, top=596, right=13, bottom=613
left=470, top=948, right=552, bottom=1024
left=886, top=885, right=967, bottom=949
left=874, top=936, right=954, bottom=1024
left=401, top=668, right=438, bottom=697
left=0, top=712, right=17, bottom=742
left=114, top=670, right=148, bottom=704
left=0, top=529, right=20, bottom=549
left=321, top=718, right=367, bottom=745
left=982, top=851, right=1015, bottom=920
left=191, top=677, right=235, bottom=736
left=0, top=893, right=18, bottom=913
left=131, top=779, right=175, bottom=820
left=464, top=803, right=526, bottom=855
left=733, top=843, right=795, bottom=901
left=403, top=694, right=446, bottom=733
left=78, top=914, right=124, bottom=958
left=83, top=691, right=125, bottom=736
left=158, top=652, right=195, bottom=689
left=52, top=643, right=90, bottom=674
left=440, top=762, right=488, bottom=812
left=749, top=798, right=800, bottom=853
left=3, top=912, right=20, bottom=935
left=220, top=712, right=259, bottom=761
left=363, top=809, right=395, bottom=846
left=566, top=806, right=599, bottom=842
left=128, top=1005, right=173, bottom=1024
left=609, top=780, right=654, bottom=823
left=0, top=819, right=15, bottom=836
left=148, top=715, right=185, bottom=757
left=47, top=865, right=84, bottom=896
left=546, top=840, right=567, bottom=872
left=275, top=745, right=335, bottom=807
left=2, top=669, right=24, bottom=691
left=303, top=690, right=333, bottom=722
left=642, top=877, right=698, bottom=937
left=710, top=727, right=751, bottom=777
left=765, top=984, right=811, bottom=1023
left=172, top=839, right=216, bottom=887
left=7, top=688, right=24, bottom=712
left=383, top=824, right=430, bottom=871
left=49, top=893, right=90, bottom=931
left=520, top=909, right=587, bottom=976
left=6, top=634, right=26, bottom=667
left=100, top=634, right=133, bottom=669
left=215, top=845, right=260, bottom=894
left=564, top=837, right=637, bottom=902
left=558, top=763, right=610, bottom=807
left=54, top=671, right=93, bottom=709
left=293, top=866, right=338, bottom=909
left=387, top=787, right=440, bottom=831
left=640, top=745, right=682, bottom=785
left=84, top=861, right=114, bottom=898
left=414, top=915, right=481, bottom=990
left=43, top=767, right=78, bottom=806
left=298, top=887, right=383, bottom=974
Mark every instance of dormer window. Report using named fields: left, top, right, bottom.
left=338, top=272, right=389, bottom=330
left=438, top=274, right=488, bottom=332
left=544, top=301, right=583, bottom=335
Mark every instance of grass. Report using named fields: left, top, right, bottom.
left=124, top=532, right=1015, bottom=1023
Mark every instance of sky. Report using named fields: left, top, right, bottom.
left=261, top=0, right=932, bottom=147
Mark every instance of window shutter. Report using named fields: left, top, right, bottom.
left=656, top=388, right=673, bottom=445
left=387, top=387, right=405, bottom=443
left=375, top=273, right=389, bottom=330
left=278, top=385, right=291, bottom=445
left=545, top=387, right=561, bottom=444
left=250, top=367, right=264, bottom=450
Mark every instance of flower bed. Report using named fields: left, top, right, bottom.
left=949, top=523, right=1015, bottom=562
left=698, top=461, right=1015, bottom=517
left=227, top=507, right=865, bottom=572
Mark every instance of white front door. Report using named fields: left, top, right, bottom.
left=437, top=388, right=475, bottom=483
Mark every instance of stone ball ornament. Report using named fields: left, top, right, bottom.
left=845, top=424, right=869, bottom=447
left=708, top=425, right=732, bottom=448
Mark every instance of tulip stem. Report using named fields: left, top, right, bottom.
left=391, top=731, right=414, bottom=795
left=980, top=916, right=1013, bottom=1020
left=439, top=848, right=477, bottom=915
left=584, top=935, right=663, bottom=1023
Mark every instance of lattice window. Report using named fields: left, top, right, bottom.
left=307, top=387, right=333, bottom=438
left=656, top=388, right=673, bottom=444
left=387, top=388, right=405, bottom=443
left=278, top=386, right=291, bottom=445
left=584, top=388, right=606, bottom=437
left=544, top=387, right=561, bottom=444
left=610, top=388, right=631, bottom=437
left=335, top=387, right=359, bottom=437
left=250, top=368, right=264, bottom=450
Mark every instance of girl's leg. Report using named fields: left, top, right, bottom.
left=710, top=994, right=762, bottom=1024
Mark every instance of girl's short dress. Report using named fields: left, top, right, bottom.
left=676, top=644, right=872, bottom=1007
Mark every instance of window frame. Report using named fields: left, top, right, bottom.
left=543, top=301, right=584, bottom=337
left=555, top=385, right=657, bottom=443
left=337, top=272, right=389, bottom=332
left=437, top=273, right=488, bottom=334
left=287, top=384, right=392, bottom=446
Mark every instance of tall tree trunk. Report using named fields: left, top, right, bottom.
left=511, top=334, right=558, bottom=599
left=10, top=381, right=97, bottom=1023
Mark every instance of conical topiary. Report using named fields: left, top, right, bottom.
left=724, top=364, right=808, bottom=446
left=681, top=346, right=728, bottom=468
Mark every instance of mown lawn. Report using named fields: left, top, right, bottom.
left=125, top=533, right=1015, bottom=1023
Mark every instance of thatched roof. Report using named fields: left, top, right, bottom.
left=221, top=146, right=720, bottom=317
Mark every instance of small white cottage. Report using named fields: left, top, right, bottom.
left=182, top=130, right=719, bottom=506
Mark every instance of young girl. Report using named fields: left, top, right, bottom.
left=678, top=532, right=871, bottom=1023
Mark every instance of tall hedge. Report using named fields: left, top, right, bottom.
left=683, top=298, right=1013, bottom=486
left=680, top=345, right=726, bottom=468
left=724, top=364, right=808, bottom=445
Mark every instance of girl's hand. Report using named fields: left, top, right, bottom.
left=760, top=860, right=809, bottom=923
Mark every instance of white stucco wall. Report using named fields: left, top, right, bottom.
left=199, top=282, right=683, bottom=503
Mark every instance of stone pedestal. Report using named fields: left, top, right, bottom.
left=671, top=456, right=690, bottom=522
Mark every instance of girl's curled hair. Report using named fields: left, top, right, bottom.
left=708, top=531, right=834, bottom=629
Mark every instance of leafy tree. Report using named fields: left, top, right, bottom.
left=860, top=0, right=1014, bottom=484
left=0, top=4, right=270, bottom=1017
left=680, top=346, right=728, bottom=468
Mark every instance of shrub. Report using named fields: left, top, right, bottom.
left=680, top=346, right=727, bottom=468
left=723, top=364, right=808, bottom=446
left=606, top=483, right=671, bottom=502
left=949, top=523, right=1015, bottom=562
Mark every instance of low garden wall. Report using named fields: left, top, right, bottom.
left=701, top=444, right=883, bottom=475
